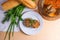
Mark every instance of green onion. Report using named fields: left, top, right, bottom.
left=3, top=4, right=25, bottom=40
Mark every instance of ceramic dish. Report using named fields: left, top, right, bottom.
left=20, top=10, right=43, bottom=35
left=38, top=0, right=60, bottom=21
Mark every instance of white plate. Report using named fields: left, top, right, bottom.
left=20, top=10, right=43, bottom=35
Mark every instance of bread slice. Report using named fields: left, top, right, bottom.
left=2, top=0, right=20, bottom=11
left=18, top=0, right=36, bottom=9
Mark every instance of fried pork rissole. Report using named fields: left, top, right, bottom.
left=2, top=0, right=20, bottom=11
left=17, top=0, right=36, bottom=9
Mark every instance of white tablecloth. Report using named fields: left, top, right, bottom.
left=0, top=7, right=31, bottom=32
